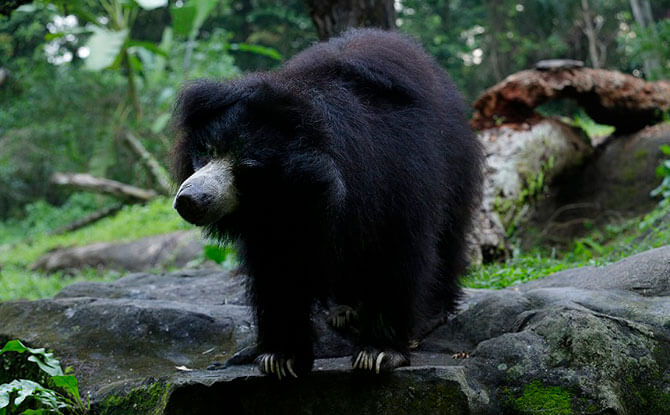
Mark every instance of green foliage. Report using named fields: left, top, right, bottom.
left=465, top=202, right=670, bottom=289
left=0, top=340, right=86, bottom=415
left=464, top=253, right=570, bottom=289
left=0, top=197, right=188, bottom=265
left=567, top=111, right=616, bottom=141
left=0, top=197, right=189, bottom=301
left=650, top=144, right=670, bottom=206
left=0, top=193, right=114, bottom=245
left=203, top=243, right=237, bottom=268
left=622, top=19, right=670, bottom=80
left=0, top=60, right=125, bottom=219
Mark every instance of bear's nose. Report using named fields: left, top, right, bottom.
left=173, top=184, right=213, bottom=225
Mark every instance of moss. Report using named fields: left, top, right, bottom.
left=636, top=387, right=670, bottom=413
left=634, top=149, right=650, bottom=160
left=509, top=381, right=574, bottom=415
left=94, top=381, right=172, bottom=415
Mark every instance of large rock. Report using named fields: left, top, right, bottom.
left=2, top=246, right=670, bottom=414
left=31, top=231, right=207, bottom=272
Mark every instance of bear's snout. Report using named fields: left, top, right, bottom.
left=173, top=158, right=238, bottom=226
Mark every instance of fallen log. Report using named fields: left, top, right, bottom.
left=468, top=119, right=592, bottom=263
left=51, top=172, right=158, bottom=202
left=471, top=66, right=670, bottom=133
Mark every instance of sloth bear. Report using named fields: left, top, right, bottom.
left=171, top=29, right=484, bottom=378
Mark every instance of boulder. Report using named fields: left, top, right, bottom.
left=527, top=122, right=670, bottom=242
left=2, top=246, right=670, bottom=414
left=31, top=231, right=207, bottom=273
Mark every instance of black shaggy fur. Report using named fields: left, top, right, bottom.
left=172, top=29, right=484, bottom=375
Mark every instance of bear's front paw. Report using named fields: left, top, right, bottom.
left=256, top=353, right=299, bottom=379
left=352, top=348, right=409, bottom=374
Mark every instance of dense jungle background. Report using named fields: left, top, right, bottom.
left=2, top=0, right=669, bottom=300
left=0, top=0, right=669, bottom=295
left=1, top=1, right=670, bottom=414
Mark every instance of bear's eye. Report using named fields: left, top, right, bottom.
left=239, top=159, right=262, bottom=169
left=192, top=143, right=217, bottom=171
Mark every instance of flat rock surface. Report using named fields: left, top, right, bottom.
left=2, top=246, right=670, bottom=414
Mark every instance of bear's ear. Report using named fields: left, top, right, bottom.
left=243, top=81, right=317, bottom=134
left=338, top=60, right=416, bottom=106
left=282, top=151, right=346, bottom=212
left=174, top=79, right=250, bottom=132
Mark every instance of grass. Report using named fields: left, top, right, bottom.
left=0, top=196, right=191, bottom=301
left=463, top=203, right=670, bottom=289
left=1, top=191, right=670, bottom=301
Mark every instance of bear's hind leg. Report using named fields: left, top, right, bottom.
left=350, top=268, right=414, bottom=373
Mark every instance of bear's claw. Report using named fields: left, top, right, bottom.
left=352, top=349, right=409, bottom=374
left=327, top=305, right=357, bottom=330
left=256, top=353, right=299, bottom=379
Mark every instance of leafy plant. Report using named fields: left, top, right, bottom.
left=568, top=110, right=615, bottom=141
left=203, top=243, right=237, bottom=268
left=0, top=340, right=86, bottom=415
left=650, top=144, right=670, bottom=206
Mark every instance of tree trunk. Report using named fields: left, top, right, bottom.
left=305, top=0, right=396, bottom=41
left=581, top=0, right=601, bottom=69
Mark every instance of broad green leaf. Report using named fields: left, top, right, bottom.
left=0, top=380, right=41, bottom=408
left=84, top=26, right=128, bottom=71
left=171, top=0, right=218, bottom=38
left=14, top=381, right=39, bottom=406
left=52, top=376, right=81, bottom=402
left=660, top=144, right=670, bottom=155
left=135, top=0, right=168, bottom=10
left=191, top=0, right=218, bottom=35
left=27, top=355, right=63, bottom=376
left=170, top=5, right=197, bottom=36
left=0, top=340, right=28, bottom=354
left=0, top=383, right=11, bottom=408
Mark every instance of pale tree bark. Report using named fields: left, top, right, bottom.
left=581, top=0, right=602, bottom=69
left=305, top=0, right=396, bottom=41
left=51, top=173, right=158, bottom=202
